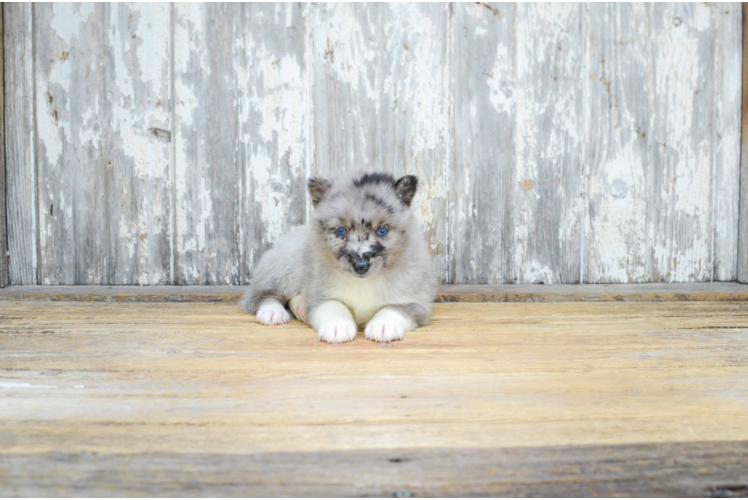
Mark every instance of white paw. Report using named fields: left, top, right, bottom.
left=364, top=320, right=405, bottom=342
left=318, top=319, right=358, bottom=344
left=365, top=309, right=413, bottom=343
left=256, top=301, right=291, bottom=326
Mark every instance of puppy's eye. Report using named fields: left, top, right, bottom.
left=377, top=227, right=388, bottom=237
left=335, top=227, right=347, bottom=237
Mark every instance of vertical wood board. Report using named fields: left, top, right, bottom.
left=505, top=3, right=585, bottom=284
left=584, top=3, right=653, bottom=283
left=35, top=3, right=108, bottom=284
left=173, top=3, right=242, bottom=285
left=0, top=3, right=6, bottom=287
left=711, top=3, right=742, bottom=281
left=650, top=4, right=716, bottom=282
left=104, top=3, right=172, bottom=285
left=449, top=3, right=514, bottom=284
left=738, top=2, right=748, bottom=283
left=4, top=3, right=37, bottom=285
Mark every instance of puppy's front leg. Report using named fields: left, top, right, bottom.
left=308, top=300, right=358, bottom=344
left=364, top=306, right=418, bottom=343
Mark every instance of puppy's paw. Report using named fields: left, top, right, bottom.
left=256, top=301, right=291, bottom=326
left=364, top=320, right=405, bottom=343
left=318, top=319, right=357, bottom=344
left=365, top=308, right=413, bottom=343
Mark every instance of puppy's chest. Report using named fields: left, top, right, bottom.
left=327, top=277, right=391, bottom=325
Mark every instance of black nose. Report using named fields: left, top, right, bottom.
left=353, top=260, right=370, bottom=274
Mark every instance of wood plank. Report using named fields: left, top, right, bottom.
left=2, top=441, right=747, bottom=497
left=506, top=4, right=585, bottom=284
left=34, top=4, right=109, bottom=285
left=712, top=4, right=742, bottom=281
left=1, top=300, right=747, bottom=495
left=173, top=4, right=241, bottom=285
left=3, top=283, right=748, bottom=303
left=104, top=4, right=172, bottom=285
left=0, top=4, right=6, bottom=288
left=585, top=4, right=652, bottom=283
left=237, top=3, right=309, bottom=284
left=4, top=3, right=37, bottom=285
left=449, top=3, right=514, bottom=284
left=739, top=2, right=748, bottom=283
left=651, top=4, right=718, bottom=282
left=311, top=3, right=451, bottom=282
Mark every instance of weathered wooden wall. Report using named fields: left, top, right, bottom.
left=3, top=3, right=744, bottom=285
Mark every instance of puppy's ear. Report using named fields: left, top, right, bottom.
left=308, top=177, right=332, bottom=207
left=394, top=175, right=418, bottom=206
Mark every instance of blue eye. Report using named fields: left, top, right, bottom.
left=377, top=227, right=388, bottom=237
left=335, top=227, right=347, bottom=237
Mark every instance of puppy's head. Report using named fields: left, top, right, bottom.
left=309, top=173, right=418, bottom=278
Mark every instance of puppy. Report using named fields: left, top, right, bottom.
left=240, top=172, right=436, bottom=343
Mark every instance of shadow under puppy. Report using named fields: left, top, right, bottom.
left=241, top=172, right=436, bottom=343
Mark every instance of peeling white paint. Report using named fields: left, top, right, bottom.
left=50, top=3, right=94, bottom=45
left=487, top=45, right=514, bottom=114
left=653, top=4, right=713, bottom=282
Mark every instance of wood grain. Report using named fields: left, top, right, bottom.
left=1, top=300, right=747, bottom=495
left=651, top=4, right=717, bottom=282
left=712, top=3, right=742, bottom=281
left=104, top=4, right=172, bottom=285
left=3, top=442, right=748, bottom=497
left=506, top=4, right=585, bottom=284
left=739, top=2, right=748, bottom=284
left=585, top=3, right=652, bottom=283
left=173, top=4, right=240, bottom=285
left=4, top=3, right=37, bottom=285
left=35, top=4, right=109, bottom=285
left=449, top=3, right=514, bottom=284
left=0, top=4, right=6, bottom=288
left=311, top=3, right=451, bottom=282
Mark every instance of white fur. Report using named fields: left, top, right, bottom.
left=326, top=274, right=391, bottom=326
left=309, top=300, right=358, bottom=343
left=255, top=298, right=291, bottom=326
left=364, top=307, right=416, bottom=343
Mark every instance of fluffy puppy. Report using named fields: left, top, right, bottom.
left=240, top=172, right=436, bottom=343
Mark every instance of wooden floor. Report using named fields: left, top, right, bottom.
left=1, top=295, right=748, bottom=496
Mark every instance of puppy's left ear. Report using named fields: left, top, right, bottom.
left=308, top=177, right=332, bottom=207
left=394, top=175, right=418, bottom=206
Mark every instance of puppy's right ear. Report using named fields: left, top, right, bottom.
left=308, top=177, right=332, bottom=207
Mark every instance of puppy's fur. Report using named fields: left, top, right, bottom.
left=240, top=172, right=436, bottom=343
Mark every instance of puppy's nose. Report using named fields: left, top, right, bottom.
left=353, top=260, right=370, bottom=274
